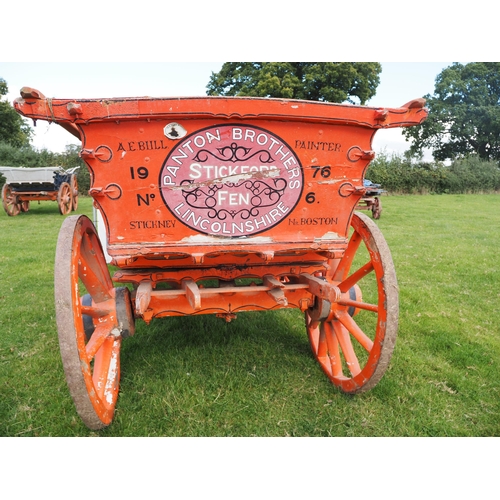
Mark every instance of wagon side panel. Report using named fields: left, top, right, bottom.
left=80, top=118, right=374, bottom=267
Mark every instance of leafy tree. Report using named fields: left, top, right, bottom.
left=0, top=78, right=32, bottom=148
left=206, top=62, right=382, bottom=105
left=403, top=62, right=500, bottom=162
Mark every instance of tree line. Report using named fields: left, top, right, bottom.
left=366, top=153, right=500, bottom=194
left=2, top=62, right=500, bottom=196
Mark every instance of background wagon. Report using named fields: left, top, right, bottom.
left=355, top=179, right=385, bottom=219
left=0, top=165, right=79, bottom=216
left=14, top=87, right=427, bottom=430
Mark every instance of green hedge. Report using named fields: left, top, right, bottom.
left=366, top=153, right=500, bottom=194
left=2, top=142, right=500, bottom=197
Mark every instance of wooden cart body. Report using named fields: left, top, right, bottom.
left=14, top=88, right=427, bottom=429
left=0, top=165, right=79, bottom=216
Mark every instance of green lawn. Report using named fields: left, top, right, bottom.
left=1, top=194, right=499, bottom=436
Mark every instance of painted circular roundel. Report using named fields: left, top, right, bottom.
left=159, top=124, right=303, bottom=237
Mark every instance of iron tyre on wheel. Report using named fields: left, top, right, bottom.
left=305, top=212, right=398, bottom=394
left=57, top=181, right=73, bottom=215
left=2, top=184, right=21, bottom=216
left=55, top=215, right=135, bottom=429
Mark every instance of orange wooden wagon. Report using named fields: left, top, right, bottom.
left=14, top=88, right=427, bottom=429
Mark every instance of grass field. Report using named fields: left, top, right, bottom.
left=1, top=194, right=499, bottom=437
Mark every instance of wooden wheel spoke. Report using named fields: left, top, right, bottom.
left=80, top=304, right=112, bottom=319
left=323, top=321, right=343, bottom=378
left=92, top=337, right=120, bottom=401
left=78, top=231, right=114, bottom=302
left=337, top=297, right=378, bottom=313
left=335, top=310, right=374, bottom=352
left=333, top=230, right=362, bottom=281
left=317, top=321, right=328, bottom=358
left=308, top=316, right=320, bottom=332
left=332, top=319, right=361, bottom=377
left=85, top=323, right=116, bottom=361
left=338, top=261, right=374, bottom=292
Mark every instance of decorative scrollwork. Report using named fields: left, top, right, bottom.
left=193, top=143, right=274, bottom=164
left=180, top=178, right=287, bottom=220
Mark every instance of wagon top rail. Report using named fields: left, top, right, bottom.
left=14, top=87, right=428, bottom=140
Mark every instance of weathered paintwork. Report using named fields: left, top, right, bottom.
left=14, top=88, right=426, bottom=272
left=14, top=88, right=427, bottom=428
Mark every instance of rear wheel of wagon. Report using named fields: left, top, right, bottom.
left=70, top=175, right=78, bottom=211
left=57, top=181, right=73, bottom=215
left=2, top=184, right=21, bottom=216
left=305, top=212, right=398, bottom=394
left=55, top=215, right=135, bottom=429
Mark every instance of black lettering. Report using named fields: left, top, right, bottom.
left=299, top=217, right=337, bottom=226
left=137, top=194, right=150, bottom=206
left=130, top=219, right=177, bottom=229
left=295, top=140, right=342, bottom=152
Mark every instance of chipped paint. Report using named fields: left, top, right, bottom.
left=163, top=166, right=280, bottom=191
left=180, top=233, right=274, bottom=244
left=104, top=347, right=119, bottom=405
left=314, top=231, right=342, bottom=242
left=164, top=122, right=187, bottom=139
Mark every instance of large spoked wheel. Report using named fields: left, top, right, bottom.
left=305, top=212, right=398, bottom=394
left=55, top=215, right=134, bottom=429
left=57, top=182, right=73, bottom=215
left=2, top=184, right=21, bottom=216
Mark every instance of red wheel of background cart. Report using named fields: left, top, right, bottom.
left=55, top=215, right=135, bottom=429
left=20, top=200, right=30, bottom=212
left=305, top=212, right=398, bottom=394
left=57, top=181, right=73, bottom=215
left=2, top=184, right=21, bottom=216
left=70, top=175, right=78, bottom=211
